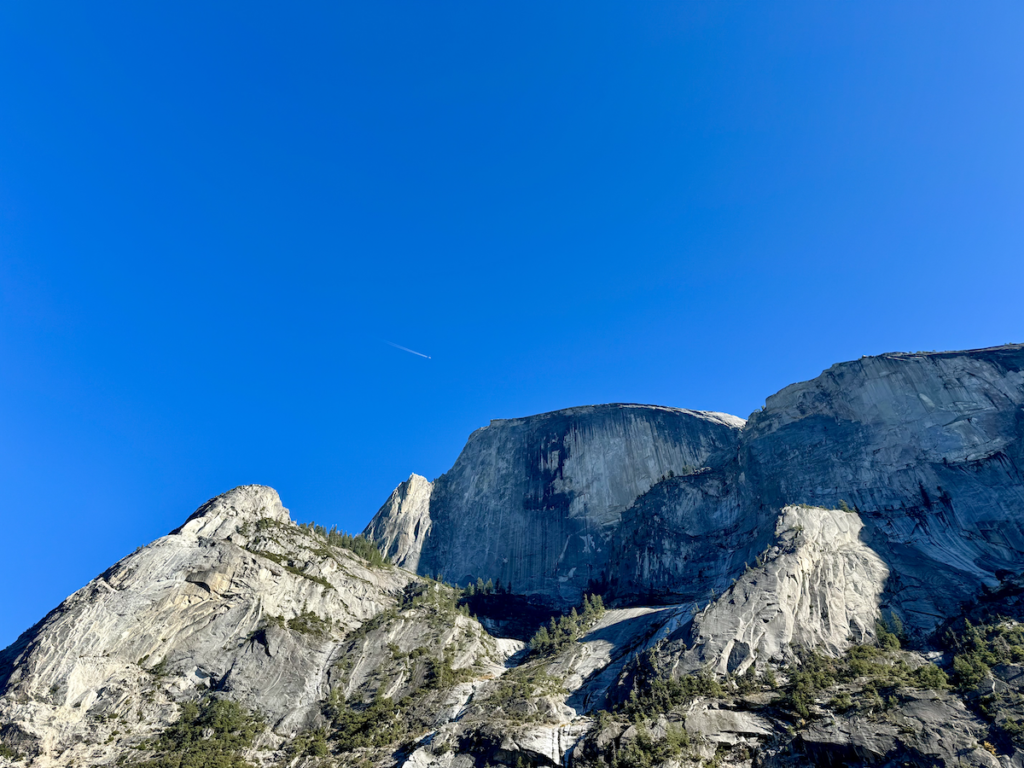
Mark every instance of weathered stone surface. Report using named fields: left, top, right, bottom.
left=366, top=404, right=745, bottom=607
left=674, top=505, right=890, bottom=674
left=682, top=705, right=773, bottom=744
left=366, top=474, right=434, bottom=573
left=0, top=486, right=416, bottom=764
left=323, top=582, right=522, bottom=719
left=797, top=691, right=1000, bottom=767
left=560, top=605, right=687, bottom=713
left=5, top=344, right=1024, bottom=768
left=608, top=468, right=772, bottom=605
left=741, top=346, right=1024, bottom=634
left=369, top=346, right=1024, bottom=637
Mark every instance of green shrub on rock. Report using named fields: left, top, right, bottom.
left=911, top=663, right=949, bottom=690
left=326, top=688, right=408, bottom=751
left=134, top=699, right=264, bottom=768
left=623, top=670, right=724, bottom=722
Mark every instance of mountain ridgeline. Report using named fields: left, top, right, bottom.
left=366, top=346, right=1024, bottom=638
left=2, top=345, right=1024, bottom=768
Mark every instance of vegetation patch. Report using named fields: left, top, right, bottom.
left=0, top=743, right=25, bottom=762
left=301, top=522, right=391, bottom=569
left=244, top=548, right=334, bottom=590
left=256, top=610, right=334, bottom=638
left=323, top=688, right=410, bottom=752
left=133, top=698, right=264, bottom=768
left=484, top=666, right=567, bottom=724
left=782, top=621, right=947, bottom=719
left=463, top=576, right=511, bottom=596
left=588, top=615, right=950, bottom=761
left=287, top=609, right=334, bottom=637
left=528, top=593, right=606, bottom=657
left=579, top=701, right=701, bottom=768
left=946, top=618, right=1024, bottom=689
left=606, top=721, right=692, bottom=768
left=944, top=617, right=1024, bottom=747
left=425, top=648, right=475, bottom=690
left=622, top=667, right=727, bottom=722
left=287, top=727, right=329, bottom=759
left=400, top=580, right=473, bottom=620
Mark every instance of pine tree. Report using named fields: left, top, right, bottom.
left=531, top=626, right=551, bottom=653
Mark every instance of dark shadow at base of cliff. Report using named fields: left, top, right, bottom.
left=460, top=593, right=560, bottom=641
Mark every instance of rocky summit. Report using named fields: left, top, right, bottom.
left=3, top=345, right=1024, bottom=768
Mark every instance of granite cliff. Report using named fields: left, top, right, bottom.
left=367, top=404, right=745, bottom=607
left=1, top=344, right=1023, bottom=768
left=369, top=346, right=1024, bottom=639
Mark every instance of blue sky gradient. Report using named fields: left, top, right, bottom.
left=1, top=2, right=1022, bottom=648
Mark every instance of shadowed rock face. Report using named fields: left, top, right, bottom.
left=740, top=347, right=1024, bottom=631
left=607, top=468, right=772, bottom=605
left=369, top=346, right=1024, bottom=633
left=366, top=404, right=746, bottom=606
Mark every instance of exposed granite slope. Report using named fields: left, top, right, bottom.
left=365, top=473, right=434, bottom=572
left=0, top=486, right=416, bottom=764
left=4, top=344, right=1024, bottom=768
left=669, top=505, right=890, bottom=676
left=368, top=346, right=1024, bottom=636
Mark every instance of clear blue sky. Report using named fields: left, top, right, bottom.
left=1, top=3, right=1022, bottom=649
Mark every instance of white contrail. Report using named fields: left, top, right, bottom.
left=385, top=341, right=431, bottom=359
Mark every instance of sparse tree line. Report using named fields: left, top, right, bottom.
left=528, top=593, right=606, bottom=656
left=299, top=521, right=391, bottom=568
left=464, top=576, right=513, bottom=596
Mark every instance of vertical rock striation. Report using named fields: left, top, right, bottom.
left=368, top=345, right=1024, bottom=635
left=366, top=404, right=745, bottom=606
left=674, top=505, right=890, bottom=676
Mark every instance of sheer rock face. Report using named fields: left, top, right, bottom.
left=607, top=468, right=771, bottom=605
left=369, top=345, right=1024, bottom=633
left=366, top=404, right=746, bottom=606
left=740, top=346, right=1024, bottom=631
left=4, top=345, right=1024, bottom=768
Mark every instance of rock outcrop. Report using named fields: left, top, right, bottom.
left=369, top=346, right=1024, bottom=636
left=670, top=505, right=890, bottom=676
left=4, top=344, right=1024, bottom=768
left=365, top=474, right=434, bottom=573
left=0, top=486, right=416, bottom=764
left=366, top=404, right=746, bottom=606
left=741, top=347, right=1024, bottom=633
